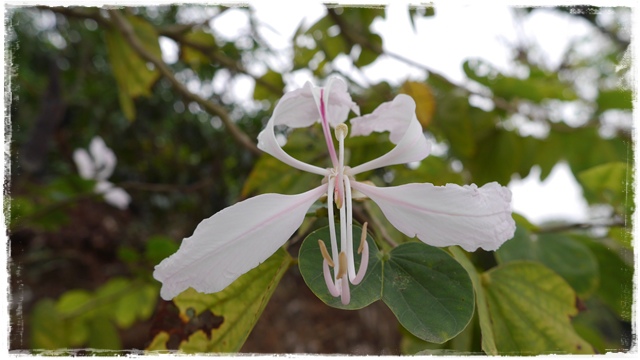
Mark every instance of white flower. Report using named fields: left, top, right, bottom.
left=153, top=77, right=516, bottom=304
left=73, top=136, right=131, bottom=210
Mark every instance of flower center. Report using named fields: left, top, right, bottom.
left=318, top=122, right=369, bottom=305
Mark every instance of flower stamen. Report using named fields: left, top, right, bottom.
left=358, top=222, right=368, bottom=254
left=337, top=251, right=348, bottom=280
left=318, top=240, right=334, bottom=267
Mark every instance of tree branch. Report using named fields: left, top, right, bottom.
left=107, top=9, right=261, bottom=156
left=158, top=29, right=283, bottom=96
left=325, top=7, right=518, bottom=114
left=535, top=218, right=627, bottom=234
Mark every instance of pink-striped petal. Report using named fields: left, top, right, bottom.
left=351, top=181, right=515, bottom=252
left=154, top=184, right=328, bottom=300
left=257, top=120, right=329, bottom=176
left=257, top=77, right=359, bottom=176
left=349, top=95, right=431, bottom=175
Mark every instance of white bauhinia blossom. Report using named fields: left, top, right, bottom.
left=73, top=136, right=131, bottom=210
left=154, top=77, right=516, bottom=304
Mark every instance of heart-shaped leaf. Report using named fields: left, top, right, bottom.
left=382, top=242, right=474, bottom=343
left=298, top=224, right=382, bottom=309
left=299, top=225, right=474, bottom=343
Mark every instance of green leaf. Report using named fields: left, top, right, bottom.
left=180, top=30, right=216, bottom=70
left=596, top=88, right=632, bottom=112
left=114, top=283, right=158, bottom=328
left=467, top=129, right=521, bottom=185
left=87, top=316, right=122, bottom=350
left=56, top=289, right=92, bottom=317
left=105, top=15, right=161, bottom=120
left=482, top=261, right=593, bottom=354
left=382, top=243, right=474, bottom=344
left=146, top=331, right=170, bottom=352
left=390, top=156, right=464, bottom=187
left=608, top=227, right=633, bottom=249
left=172, top=247, right=293, bottom=353
left=298, top=224, right=383, bottom=309
left=573, top=297, right=632, bottom=353
left=408, top=5, right=435, bottom=32
left=93, top=278, right=132, bottom=318
left=31, top=299, right=69, bottom=349
left=577, top=236, right=633, bottom=321
left=145, top=235, right=180, bottom=265
left=464, top=59, right=577, bottom=103
left=449, top=247, right=497, bottom=355
left=495, top=227, right=600, bottom=297
left=430, top=93, right=475, bottom=159
left=561, top=127, right=624, bottom=175
left=535, top=131, right=564, bottom=181
left=299, top=225, right=475, bottom=343
left=242, top=127, right=326, bottom=197
left=578, top=162, right=634, bottom=218
left=241, top=152, right=319, bottom=197
left=293, top=44, right=317, bottom=70
left=253, top=69, right=285, bottom=101
left=354, top=34, right=381, bottom=67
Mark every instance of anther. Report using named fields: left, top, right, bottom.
left=358, top=222, right=368, bottom=254
left=335, top=123, right=348, bottom=141
left=337, top=251, right=348, bottom=279
left=318, top=240, right=334, bottom=267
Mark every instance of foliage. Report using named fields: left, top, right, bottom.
left=6, top=4, right=633, bottom=355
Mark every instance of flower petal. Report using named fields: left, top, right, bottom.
left=270, top=77, right=359, bottom=129
left=311, top=77, right=360, bottom=127
left=73, top=148, right=95, bottom=180
left=257, top=77, right=359, bottom=176
left=257, top=120, right=329, bottom=176
left=153, top=184, right=328, bottom=300
left=351, top=181, right=515, bottom=251
left=96, top=182, right=131, bottom=210
left=350, top=94, right=414, bottom=143
left=271, top=82, right=318, bottom=128
left=89, top=136, right=116, bottom=181
left=349, top=95, right=431, bottom=175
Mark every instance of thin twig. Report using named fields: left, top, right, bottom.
left=107, top=9, right=261, bottom=156
left=158, top=29, right=283, bottom=96
left=535, top=218, right=626, bottom=234
left=118, top=178, right=216, bottom=193
left=325, top=7, right=519, bottom=113
left=41, top=6, right=112, bottom=29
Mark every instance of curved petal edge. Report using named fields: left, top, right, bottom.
left=352, top=181, right=515, bottom=252
left=154, top=184, right=328, bottom=300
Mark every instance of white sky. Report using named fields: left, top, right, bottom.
left=207, top=2, right=607, bottom=225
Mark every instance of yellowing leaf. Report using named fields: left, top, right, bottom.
left=105, top=15, right=162, bottom=121
left=449, top=247, right=497, bottom=355
left=145, top=331, right=170, bottom=352
left=400, top=81, right=435, bottom=128
left=171, top=248, right=293, bottom=353
left=482, top=261, right=593, bottom=354
left=180, top=30, right=216, bottom=70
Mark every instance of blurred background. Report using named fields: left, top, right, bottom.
left=4, top=3, right=635, bottom=354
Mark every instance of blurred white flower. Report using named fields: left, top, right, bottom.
left=73, top=136, right=131, bottom=210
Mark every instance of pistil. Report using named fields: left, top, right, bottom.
left=319, top=89, right=339, bottom=168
